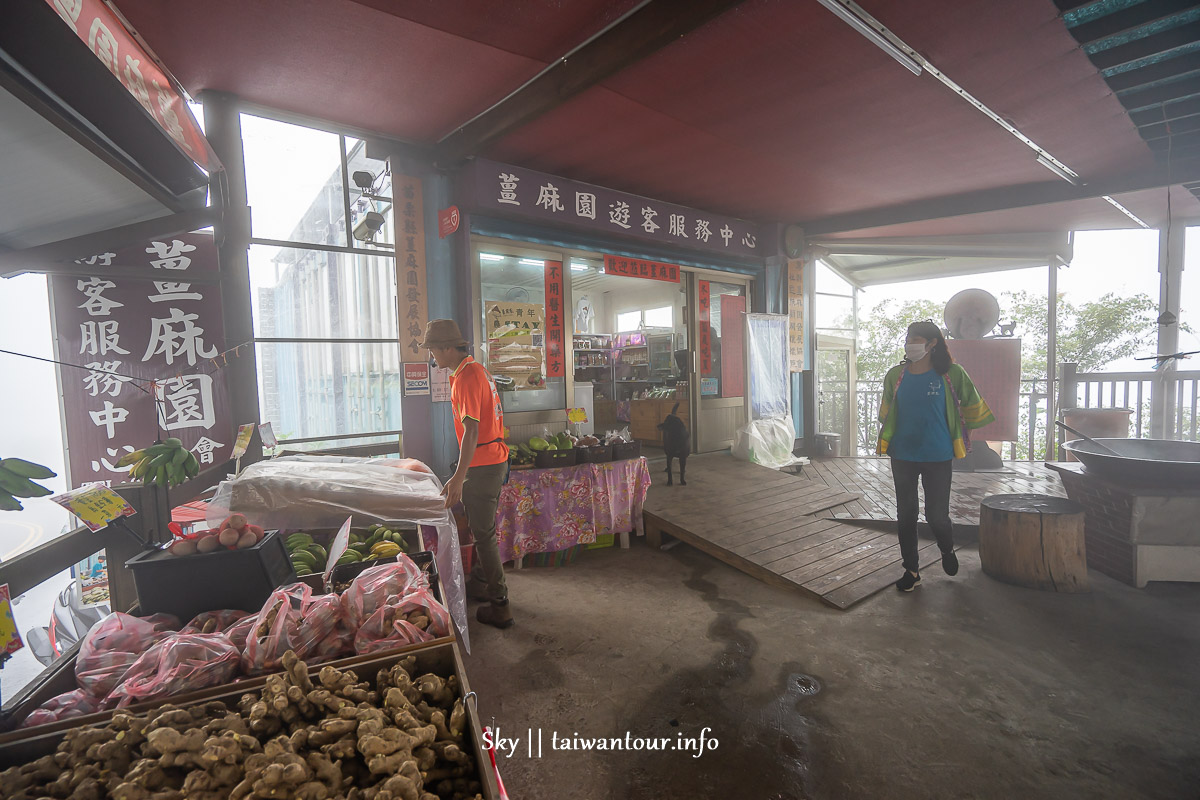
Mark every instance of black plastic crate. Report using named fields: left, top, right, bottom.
left=125, top=530, right=296, bottom=622
left=612, top=441, right=642, bottom=460
left=534, top=448, right=577, bottom=469
left=328, top=551, right=440, bottom=601
left=575, top=444, right=613, bottom=463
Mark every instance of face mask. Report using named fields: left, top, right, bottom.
left=905, top=343, right=929, bottom=361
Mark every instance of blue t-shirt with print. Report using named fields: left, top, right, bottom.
left=888, top=368, right=954, bottom=462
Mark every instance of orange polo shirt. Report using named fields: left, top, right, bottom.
left=449, top=356, right=509, bottom=468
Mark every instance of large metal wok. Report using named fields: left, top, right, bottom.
left=1061, top=438, right=1200, bottom=487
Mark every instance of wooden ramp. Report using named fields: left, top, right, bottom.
left=643, top=454, right=943, bottom=609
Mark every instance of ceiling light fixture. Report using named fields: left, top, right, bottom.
left=1101, top=195, right=1150, bottom=229
left=479, top=253, right=504, bottom=261
left=518, top=258, right=545, bottom=266
left=815, top=0, right=922, bottom=76
left=1036, top=154, right=1081, bottom=186
left=571, top=262, right=589, bottom=271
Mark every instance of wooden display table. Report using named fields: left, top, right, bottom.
left=979, top=493, right=1089, bottom=592
left=630, top=398, right=689, bottom=446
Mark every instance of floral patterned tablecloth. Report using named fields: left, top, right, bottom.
left=495, top=457, right=652, bottom=563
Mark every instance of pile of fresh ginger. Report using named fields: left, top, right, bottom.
left=1, top=650, right=484, bottom=800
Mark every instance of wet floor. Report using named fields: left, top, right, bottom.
left=462, top=540, right=1200, bottom=800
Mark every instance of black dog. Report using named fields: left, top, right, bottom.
left=658, top=402, right=690, bottom=486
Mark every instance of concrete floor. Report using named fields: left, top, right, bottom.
left=462, top=538, right=1200, bottom=800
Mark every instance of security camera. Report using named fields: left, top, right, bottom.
left=352, top=211, right=386, bottom=242
left=351, top=170, right=375, bottom=191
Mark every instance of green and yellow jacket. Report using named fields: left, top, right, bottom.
left=876, top=363, right=994, bottom=459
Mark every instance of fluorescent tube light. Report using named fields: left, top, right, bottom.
left=1101, top=195, right=1150, bottom=229
left=518, top=258, right=544, bottom=266
left=815, top=0, right=922, bottom=76
left=479, top=253, right=504, bottom=261
left=570, top=261, right=589, bottom=271
left=1036, top=155, right=1080, bottom=186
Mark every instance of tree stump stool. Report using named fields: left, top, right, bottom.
left=979, top=493, right=1089, bottom=592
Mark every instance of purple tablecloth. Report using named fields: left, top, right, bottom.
left=495, top=457, right=652, bottom=562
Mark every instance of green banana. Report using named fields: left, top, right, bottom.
left=0, top=469, right=52, bottom=498
left=132, top=457, right=151, bottom=479
left=0, top=458, right=55, bottom=480
left=171, top=447, right=189, bottom=468
left=148, top=451, right=173, bottom=469
left=115, top=449, right=146, bottom=468
left=164, top=437, right=183, bottom=448
left=143, top=443, right=172, bottom=458
left=0, top=490, right=24, bottom=511
left=184, top=452, right=200, bottom=478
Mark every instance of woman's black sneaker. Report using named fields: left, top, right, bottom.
left=942, top=550, right=959, bottom=576
left=895, top=570, right=921, bottom=592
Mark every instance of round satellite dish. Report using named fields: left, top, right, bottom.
left=944, top=289, right=1000, bottom=340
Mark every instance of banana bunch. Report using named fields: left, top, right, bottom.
left=117, top=438, right=199, bottom=489
left=0, top=458, right=56, bottom=512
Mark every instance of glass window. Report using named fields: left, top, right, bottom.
left=816, top=294, right=855, bottom=333
left=817, top=260, right=854, bottom=295
left=255, top=341, right=402, bottom=442
left=617, top=310, right=641, bottom=331
left=478, top=250, right=567, bottom=413
left=249, top=245, right=397, bottom=340
left=645, top=305, right=673, bottom=328
left=241, top=114, right=347, bottom=247
left=702, top=280, right=747, bottom=399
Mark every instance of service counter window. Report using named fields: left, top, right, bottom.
left=477, top=250, right=567, bottom=413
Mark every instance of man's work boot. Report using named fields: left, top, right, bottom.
left=465, top=575, right=491, bottom=602
left=476, top=599, right=514, bottom=629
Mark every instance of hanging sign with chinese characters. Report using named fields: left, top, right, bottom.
left=43, top=0, right=219, bottom=172
left=698, top=280, right=712, bottom=375
left=602, top=255, right=681, bottom=283
left=543, top=261, right=565, bottom=378
left=50, top=231, right=233, bottom=487
left=396, top=175, right=430, bottom=362
left=466, top=159, right=762, bottom=259
left=787, top=258, right=804, bottom=373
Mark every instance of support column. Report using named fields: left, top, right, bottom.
left=1152, top=224, right=1185, bottom=438
left=1047, top=258, right=1058, bottom=460
left=201, top=91, right=262, bottom=465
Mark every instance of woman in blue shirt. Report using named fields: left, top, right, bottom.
left=879, top=320, right=992, bottom=592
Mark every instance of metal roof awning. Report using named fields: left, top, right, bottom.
left=808, top=232, right=1072, bottom=287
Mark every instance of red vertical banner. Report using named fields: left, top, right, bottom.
left=698, top=280, right=712, bottom=374
left=544, top=261, right=565, bottom=378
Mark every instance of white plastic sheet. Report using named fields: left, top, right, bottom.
left=735, top=314, right=805, bottom=469
left=207, top=455, right=470, bottom=652
left=733, top=417, right=807, bottom=470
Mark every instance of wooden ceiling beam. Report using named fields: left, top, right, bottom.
left=434, top=0, right=747, bottom=164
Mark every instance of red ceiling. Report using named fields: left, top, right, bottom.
left=115, top=0, right=1200, bottom=239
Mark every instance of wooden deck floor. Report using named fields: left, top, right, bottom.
left=802, top=457, right=1067, bottom=526
left=642, top=454, right=1066, bottom=609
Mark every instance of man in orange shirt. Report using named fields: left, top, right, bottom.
left=420, top=319, right=514, bottom=629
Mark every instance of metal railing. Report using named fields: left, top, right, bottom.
left=840, top=364, right=1200, bottom=459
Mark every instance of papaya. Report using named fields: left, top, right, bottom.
left=529, top=437, right=549, bottom=451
